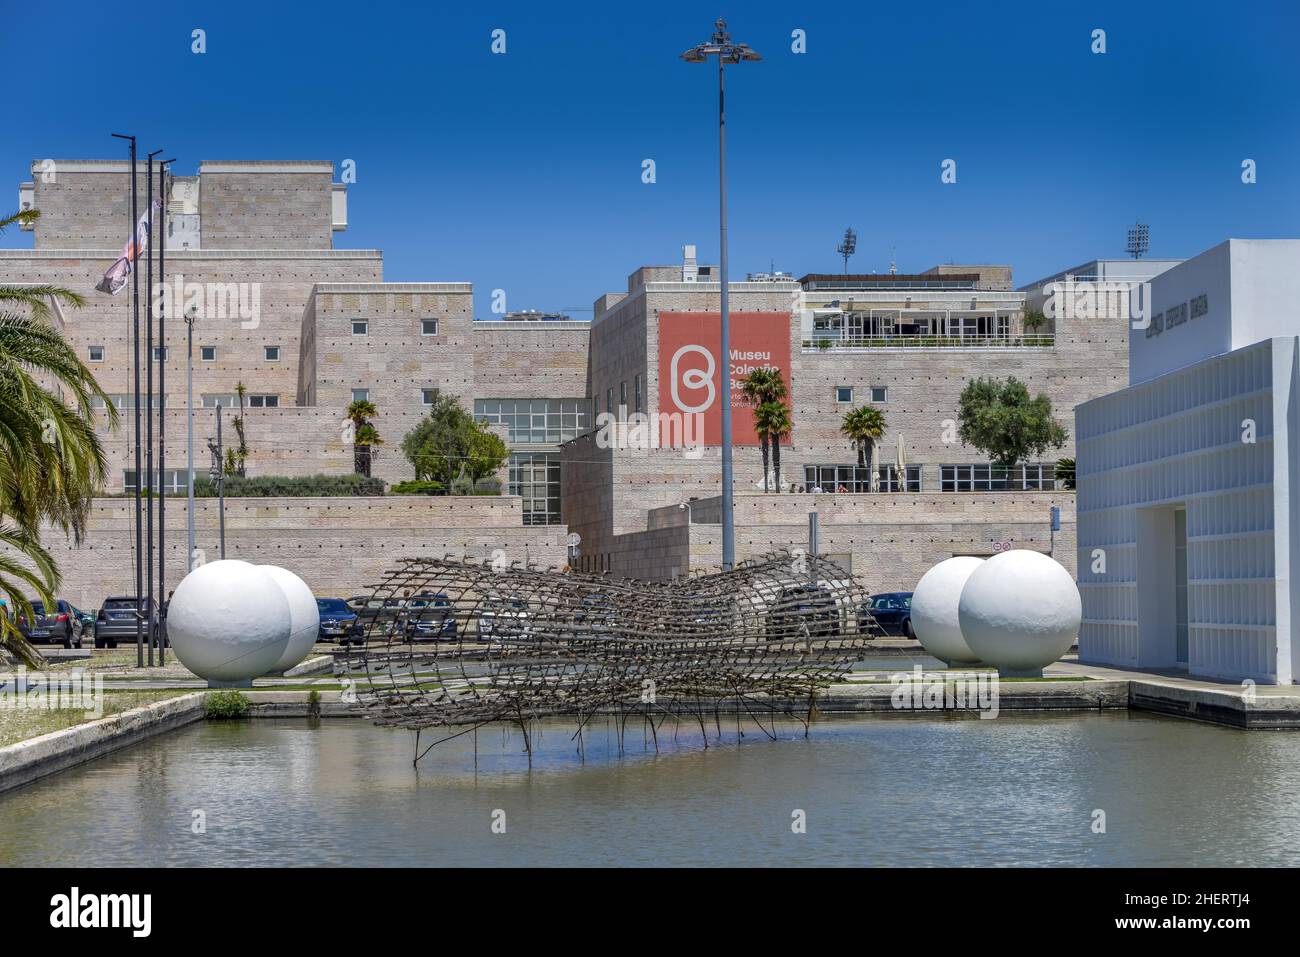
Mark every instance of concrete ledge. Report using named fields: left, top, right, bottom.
left=246, top=690, right=356, bottom=718
left=281, top=655, right=335, bottom=678
left=1128, top=680, right=1300, bottom=729
left=818, top=679, right=1128, bottom=714
left=0, top=693, right=205, bottom=796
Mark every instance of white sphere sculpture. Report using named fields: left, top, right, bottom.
left=167, top=560, right=293, bottom=685
left=910, top=556, right=985, bottom=665
left=957, top=549, right=1082, bottom=676
left=261, top=565, right=320, bottom=674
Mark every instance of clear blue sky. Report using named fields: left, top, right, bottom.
left=4, top=0, right=1296, bottom=316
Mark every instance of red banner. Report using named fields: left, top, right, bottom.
left=657, top=312, right=791, bottom=446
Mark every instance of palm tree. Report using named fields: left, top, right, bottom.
left=741, top=368, right=788, bottom=492
left=346, top=399, right=382, bottom=477
left=841, top=405, right=887, bottom=480
left=0, top=208, right=116, bottom=665
left=754, top=401, right=793, bottom=492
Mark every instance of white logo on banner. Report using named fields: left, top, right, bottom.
left=669, top=344, right=716, bottom=415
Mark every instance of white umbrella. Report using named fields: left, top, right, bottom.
left=870, top=441, right=880, bottom=492
left=896, top=433, right=907, bottom=489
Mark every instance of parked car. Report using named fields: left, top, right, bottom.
left=317, top=598, right=364, bottom=645
left=94, top=597, right=159, bottom=649
left=765, top=583, right=840, bottom=640
left=405, top=592, right=457, bottom=641
left=477, top=595, right=531, bottom=640
left=859, top=592, right=914, bottom=638
left=70, top=605, right=97, bottom=641
left=16, top=599, right=83, bottom=649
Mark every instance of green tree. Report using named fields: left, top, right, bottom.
left=740, top=368, right=788, bottom=492
left=0, top=208, right=116, bottom=665
left=401, top=390, right=507, bottom=490
left=227, top=381, right=249, bottom=477
left=840, top=405, right=887, bottom=469
left=753, top=401, right=793, bottom=492
left=957, top=376, right=1068, bottom=480
left=346, top=399, right=382, bottom=478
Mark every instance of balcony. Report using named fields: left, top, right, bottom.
left=802, top=333, right=1054, bottom=353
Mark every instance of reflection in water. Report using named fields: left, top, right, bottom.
left=3, top=713, right=1299, bottom=867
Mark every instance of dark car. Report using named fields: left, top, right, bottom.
left=765, top=583, right=840, bottom=640
left=317, top=598, right=364, bottom=645
left=16, top=599, right=83, bottom=649
left=860, top=592, right=914, bottom=638
left=94, top=596, right=159, bottom=649
left=405, top=592, right=457, bottom=642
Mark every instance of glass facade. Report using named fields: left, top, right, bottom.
left=939, top=463, right=1056, bottom=491
left=803, top=464, right=922, bottom=492
left=510, top=452, right=561, bottom=525
left=123, top=469, right=189, bottom=494
left=474, top=399, right=588, bottom=445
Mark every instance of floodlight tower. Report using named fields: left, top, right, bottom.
left=1126, top=221, right=1150, bottom=260
left=837, top=227, right=857, bottom=274
left=680, top=18, right=762, bottom=572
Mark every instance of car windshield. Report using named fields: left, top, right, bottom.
left=30, top=602, right=46, bottom=615
left=317, top=599, right=350, bottom=613
left=104, top=599, right=141, bottom=610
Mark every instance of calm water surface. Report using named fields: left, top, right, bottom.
left=2, top=712, right=1298, bottom=867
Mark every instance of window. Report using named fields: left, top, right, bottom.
left=509, top=452, right=561, bottom=525
left=606, top=388, right=613, bottom=415
left=421, top=319, right=439, bottom=336
left=940, top=463, right=1056, bottom=492
left=88, top=346, right=104, bottom=362
left=200, top=346, right=216, bottom=361
left=804, top=464, right=921, bottom=493
left=152, top=346, right=169, bottom=361
left=870, top=386, right=888, bottom=403
left=620, top=381, right=627, bottom=410
left=202, top=394, right=276, bottom=409
left=264, top=346, right=281, bottom=361
left=352, top=388, right=370, bottom=403
left=123, top=469, right=189, bottom=494
left=92, top=394, right=166, bottom=411
left=422, top=389, right=437, bottom=406
left=474, top=399, right=589, bottom=445
left=835, top=386, right=853, bottom=404
left=352, top=320, right=368, bottom=336
left=634, top=374, right=642, bottom=413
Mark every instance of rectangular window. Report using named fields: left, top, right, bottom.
left=870, top=386, right=888, bottom=403
left=634, top=374, right=643, bottom=413
left=264, top=346, right=281, bottom=361
left=473, top=399, right=590, bottom=445
left=835, top=386, right=853, bottom=404
left=421, top=319, right=439, bottom=336
left=247, top=394, right=279, bottom=408
left=803, top=464, right=920, bottom=493
left=940, top=463, right=1054, bottom=492
left=152, top=346, right=168, bottom=361
left=352, top=388, right=369, bottom=403
left=200, top=346, right=216, bottom=361
left=422, top=389, right=436, bottom=406
left=88, top=346, right=105, bottom=362
left=202, top=394, right=275, bottom=409
left=352, top=320, right=369, bottom=336
left=123, top=469, right=188, bottom=494
left=620, top=381, right=627, bottom=410
left=94, top=394, right=166, bottom=411
left=606, top=388, right=613, bottom=415
left=509, top=452, right=561, bottom=525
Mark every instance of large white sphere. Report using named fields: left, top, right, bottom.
left=167, top=560, right=293, bottom=683
left=911, top=556, right=985, bottom=665
left=261, top=565, right=320, bottom=673
left=957, top=550, right=1082, bottom=675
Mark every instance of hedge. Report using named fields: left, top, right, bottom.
left=193, top=473, right=385, bottom=497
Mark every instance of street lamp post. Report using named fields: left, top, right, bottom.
left=681, top=18, right=761, bottom=572
left=185, top=304, right=197, bottom=573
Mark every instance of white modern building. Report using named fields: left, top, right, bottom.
left=1075, top=239, right=1300, bottom=684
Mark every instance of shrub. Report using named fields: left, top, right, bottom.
left=203, top=690, right=251, bottom=719
left=390, top=480, right=445, bottom=496
left=473, top=477, right=503, bottom=495
left=194, top=473, right=385, bottom=497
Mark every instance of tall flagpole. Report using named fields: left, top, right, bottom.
left=112, top=133, right=143, bottom=669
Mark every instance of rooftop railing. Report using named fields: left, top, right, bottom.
left=803, top=333, right=1054, bottom=352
